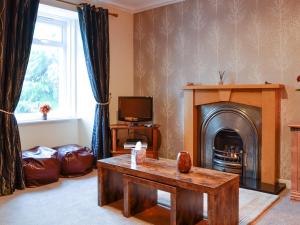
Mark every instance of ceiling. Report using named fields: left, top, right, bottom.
left=97, top=0, right=185, bottom=13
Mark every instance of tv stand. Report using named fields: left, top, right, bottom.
left=128, top=122, right=139, bottom=127
left=110, top=124, right=159, bottom=159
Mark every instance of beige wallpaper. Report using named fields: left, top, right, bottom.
left=133, top=0, right=300, bottom=180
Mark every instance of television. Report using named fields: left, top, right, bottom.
left=118, top=96, right=153, bottom=123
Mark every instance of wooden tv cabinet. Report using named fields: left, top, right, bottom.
left=289, top=123, right=300, bottom=201
left=110, top=124, right=159, bottom=159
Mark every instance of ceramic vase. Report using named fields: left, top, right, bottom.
left=177, top=151, right=191, bottom=173
left=42, top=113, right=47, bottom=120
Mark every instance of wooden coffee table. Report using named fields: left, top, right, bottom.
left=97, top=154, right=239, bottom=225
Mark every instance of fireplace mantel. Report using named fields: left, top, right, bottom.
left=183, top=84, right=284, bottom=186
left=183, top=84, right=283, bottom=90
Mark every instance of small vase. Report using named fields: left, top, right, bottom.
left=177, top=151, right=192, bottom=173
left=42, top=113, right=47, bottom=120
left=131, top=148, right=146, bottom=165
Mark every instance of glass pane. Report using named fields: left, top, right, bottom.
left=16, top=44, right=64, bottom=114
left=34, top=20, right=63, bottom=42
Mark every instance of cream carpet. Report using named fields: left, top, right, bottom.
left=0, top=170, right=279, bottom=225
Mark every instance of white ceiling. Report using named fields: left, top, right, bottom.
left=97, top=0, right=185, bottom=13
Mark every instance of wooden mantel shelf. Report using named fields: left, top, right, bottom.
left=289, top=123, right=300, bottom=128
left=183, top=84, right=284, bottom=90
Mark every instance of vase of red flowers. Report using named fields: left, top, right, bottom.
left=39, top=104, right=51, bottom=120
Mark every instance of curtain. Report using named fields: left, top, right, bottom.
left=0, top=0, right=40, bottom=196
left=77, top=4, right=110, bottom=161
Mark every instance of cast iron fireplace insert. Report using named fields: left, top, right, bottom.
left=199, top=102, right=285, bottom=193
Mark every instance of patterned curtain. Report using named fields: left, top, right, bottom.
left=77, top=4, right=111, bottom=161
left=0, top=0, right=39, bottom=196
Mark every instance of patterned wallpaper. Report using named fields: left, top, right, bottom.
left=133, top=0, right=300, bottom=180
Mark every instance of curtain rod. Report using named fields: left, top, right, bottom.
left=55, top=0, right=119, bottom=17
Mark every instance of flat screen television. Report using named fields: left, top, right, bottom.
left=118, top=96, right=153, bottom=123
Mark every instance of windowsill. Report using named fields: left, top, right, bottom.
left=18, top=117, right=80, bottom=126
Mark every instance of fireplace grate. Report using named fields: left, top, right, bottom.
left=212, top=147, right=243, bottom=175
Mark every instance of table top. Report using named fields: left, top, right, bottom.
left=97, top=154, right=239, bottom=194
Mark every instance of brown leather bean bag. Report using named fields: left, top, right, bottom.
left=53, top=144, right=93, bottom=177
left=22, top=146, right=60, bottom=187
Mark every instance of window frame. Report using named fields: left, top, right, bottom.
left=16, top=4, right=79, bottom=122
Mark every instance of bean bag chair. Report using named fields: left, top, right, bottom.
left=22, top=146, right=60, bottom=187
left=53, top=144, right=93, bottom=177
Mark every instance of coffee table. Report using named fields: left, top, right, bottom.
left=97, top=154, right=239, bottom=225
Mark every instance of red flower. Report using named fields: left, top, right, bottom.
left=39, top=104, right=51, bottom=114
left=297, top=75, right=300, bottom=82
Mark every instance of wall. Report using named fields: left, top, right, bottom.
left=133, top=0, right=300, bottom=180
left=19, top=120, right=79, bottom=150
left=19, top=1, right=134, bottom=149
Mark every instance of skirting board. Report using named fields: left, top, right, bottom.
left=278, top=179, right=291, bottom=189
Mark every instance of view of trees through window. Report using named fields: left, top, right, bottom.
left=16, top=46, right=60, bottom=113
left=15, top=14, right=69, bottom=115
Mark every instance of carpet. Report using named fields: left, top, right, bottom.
left=0, top=170, right=279, bottom=225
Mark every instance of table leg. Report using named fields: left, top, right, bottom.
left=123, top=175, right=157, bottom=217
left=175, top=188, right=204, bottom=225
left=112, top=128, right=117, bottom=152
left=152, top=127, right=158, bottom=159
left=98, top=167, right=123, bottom=206
left=170, top=192, right=177, bottom=225
left=207, top=181, right=239, bottom=225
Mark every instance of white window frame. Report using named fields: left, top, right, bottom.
left=16, top=4, right=78, bottom=122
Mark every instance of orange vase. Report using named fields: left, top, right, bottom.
left=177, top=151, right=191, bottom=173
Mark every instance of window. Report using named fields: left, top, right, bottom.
left=16, top=4, right=78, bottom=121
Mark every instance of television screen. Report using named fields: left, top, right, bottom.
left=118, top=96, right=153, bottom=122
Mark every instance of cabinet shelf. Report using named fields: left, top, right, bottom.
left=110, top=124, right=159, bottom=159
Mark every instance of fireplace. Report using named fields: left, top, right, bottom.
left=200, top=102, right=261, bottom=181
left=183, top=84, right=285, bottom=194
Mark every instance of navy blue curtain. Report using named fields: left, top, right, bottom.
left=77, top=4, right=110, bottom=161
left=0, top=0, right=39, bottom=196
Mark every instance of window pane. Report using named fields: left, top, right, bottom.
left=34, top=20, right=63, bottom=43
left=16, top=44, right=64, bottom=114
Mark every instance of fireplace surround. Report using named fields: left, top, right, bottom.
left=183, top=84, right=285, bottom=194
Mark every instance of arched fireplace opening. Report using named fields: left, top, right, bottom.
left=213, top=129, right=243, bottom=175
left=200, top=102, right=261, bottom=181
